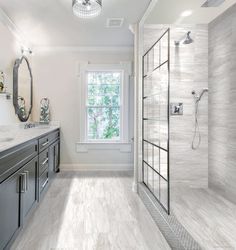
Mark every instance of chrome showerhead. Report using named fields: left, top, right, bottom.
left=183, top=31, right=194, bottom=44
left=175, top=31, right=194, bottom=46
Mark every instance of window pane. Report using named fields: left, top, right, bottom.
left=87, top=107, right=120, bottom=140
left=86, top=71, right=122, bottom=141
left=88, top=71, right=121, bottom=85
left=88, top=84, right=120, bottom=106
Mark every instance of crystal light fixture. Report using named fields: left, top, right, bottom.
left=72, top=0, right=102, bottom=19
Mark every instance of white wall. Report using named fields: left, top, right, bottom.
left=32, top=49, right=134, bottom=170
left=0, top=20, right=21, bottom=125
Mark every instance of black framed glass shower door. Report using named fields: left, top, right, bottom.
left=142, top=28, right=170, bottom=214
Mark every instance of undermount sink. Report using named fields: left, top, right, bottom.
left=0, top=137, right=14, bottom=143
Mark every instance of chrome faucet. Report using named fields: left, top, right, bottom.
left=24, top=123, right=36, bottom=129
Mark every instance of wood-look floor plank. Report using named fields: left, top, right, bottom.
left=11, top=171, right=170, bottom=250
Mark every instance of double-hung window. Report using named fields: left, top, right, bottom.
left=78, top=63, right=131, bottom=144
left=86, top=71, right=122, bottom=142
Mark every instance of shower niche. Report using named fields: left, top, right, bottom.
left=142, top=28, right=170, bottom=214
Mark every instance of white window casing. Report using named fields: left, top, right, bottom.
left=77, top=61, right=132, bottom=147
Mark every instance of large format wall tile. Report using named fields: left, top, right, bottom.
left=209, top=3, right=236, bottom=204
left=144, top=24, right=208, bottom=190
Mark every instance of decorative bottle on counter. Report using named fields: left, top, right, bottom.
left=40, top=98, right=50, bottom=124
left=0, top=71, right=5, bottom=92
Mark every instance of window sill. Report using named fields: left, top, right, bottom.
left=76, top=141, right=132, bottom=153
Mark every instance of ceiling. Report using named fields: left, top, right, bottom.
left=146, top=0, right=236, bottom=24
left=0, top=0, right=150, bottom=47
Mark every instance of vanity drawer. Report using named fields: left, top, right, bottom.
left=39, top=130, right=59, bottom=152
left=39, top=149, right=49, bottom=176
left=0, top=140, right=38, bottom=183
left=39, top=169, right=49, bottom=194
left=48, top=130, right=60, bottom=143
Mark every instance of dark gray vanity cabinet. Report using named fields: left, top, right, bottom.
left=0, top=128, right=60, bottom=250
left=21, top=156, right=38, bottom=222
left=38, top=130, right=60, bottom=198
left=0, top=140, right=38, bottom=250
left=0, top=169, right=21, bottom=250
left=49, top=139, right=60, bottom=179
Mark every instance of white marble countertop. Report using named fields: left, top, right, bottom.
left=0, top=124, right=60, bottom=153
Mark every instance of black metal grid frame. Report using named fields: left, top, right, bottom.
left=142, top=28, right=170, bottom=214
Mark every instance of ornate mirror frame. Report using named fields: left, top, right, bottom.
left=13, top=56, right=33, bottom=122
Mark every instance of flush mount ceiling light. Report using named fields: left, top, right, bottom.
left=181, top=10, right=193, bottom=17
left=72, top=0, right=102, bottom=19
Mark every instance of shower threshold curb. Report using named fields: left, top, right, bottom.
left=138, top=183, right=202, bottom=250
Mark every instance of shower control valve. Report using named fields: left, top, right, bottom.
left=170, top=103, right=183, bottom=115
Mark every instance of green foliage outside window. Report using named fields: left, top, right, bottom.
left=87, top=71, right=121, bottom=140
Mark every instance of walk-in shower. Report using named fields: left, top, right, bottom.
left=191, top=88, right=208, bottom=150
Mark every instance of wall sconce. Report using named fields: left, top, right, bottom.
left=21, top=47, right=33, bottom=55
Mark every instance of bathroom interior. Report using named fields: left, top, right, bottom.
left=0, top=0, right=236, bottom=249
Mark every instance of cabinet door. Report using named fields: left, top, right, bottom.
left=0, top=172, right=21, bottom=250
left=22, top=156, right=38, bottom=221
left=49, top=140, right=60, bottom=179
left=54, top=140, right=60, bottom=172
left=49, top=143, right=55, bottom=179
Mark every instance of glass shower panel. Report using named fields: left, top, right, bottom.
left=153, top=172, right=160, bottom=200
left=148, top=167, right=154, bottom=192
left=143, top=74, right=161, bottom=98
left=142, top=28, right=170, bottom=214
left=143, top=54, right=148, bottom=76
left=153, top=146, right=160, bottom=172
left=145, top=120, right=160, bottom=147
left=160, top=33, right=169, bottom=64
left=143, top=162, right=148, bottom=185
left=143, top=141, right=148, bottom=163
left=154, top=42, right=160, bottom=69
left=147, top=143, right=153, bottom=166
left=148, top=48, right=155, bottom=73
left=160, top=150, right=168, bottom=180
left=160, top=177, right=168, bottom=210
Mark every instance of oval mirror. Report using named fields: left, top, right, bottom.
left=13, top=56, right=33, bottom=122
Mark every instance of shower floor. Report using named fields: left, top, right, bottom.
left=171, top=187, right=236, bottom=249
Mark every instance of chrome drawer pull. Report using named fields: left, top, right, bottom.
left=41, top=158, right=48, bottom=166
left=20, top=173, right=27, bottom=193
left=42, top=141, right=49, bottom=147
left=24, top=170, right=29, bottom=191
left=41, top=178, right=48, bottom=189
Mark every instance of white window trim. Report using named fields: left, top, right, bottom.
left=77, top=62, right=132, bottom=144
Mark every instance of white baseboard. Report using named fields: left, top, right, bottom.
left=60, top=163, right=134, bottom=171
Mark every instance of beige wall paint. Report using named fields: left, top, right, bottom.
left=143, top=24, right=208, bottom=189
left=32, top=50, right=134, bottom=169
